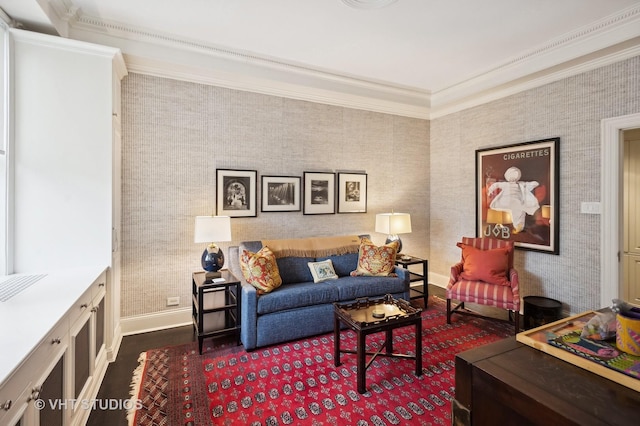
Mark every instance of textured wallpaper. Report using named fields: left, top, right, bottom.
left=431, top=56, right=640, bottom=315
left=121, top=56, right=639, bottom=319
left=121, top=75, right=430, bottom=317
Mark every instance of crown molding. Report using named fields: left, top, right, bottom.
left=67, top=14, right=431, bottom=119
left=341, top=0, right=398, bottom=10
left=431, top=4, right=640, bottom=117
left=51, top=2, right=640, bottom=120
left=431, top=37, right=640, bottom=119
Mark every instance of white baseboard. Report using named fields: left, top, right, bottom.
left=107, top=323, right=123, bottom=363
left=122, top=281, right=449, bottom=337
left=428, top=272, right=449, bottom=289
left=121, top=307, right=192, bottom=336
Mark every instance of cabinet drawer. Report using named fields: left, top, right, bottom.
left=65, top=285, right=93, bottom=330
left=27, top=319, right=69, bottom=385
left=91, top=271, right=107, bottom=301
left=0, top=318, right=68, bottom=425
left=66, top=272, right=106, bottom=327
left=0, top=381, right=31, bottom=426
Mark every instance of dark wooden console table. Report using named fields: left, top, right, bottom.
left=453, top=338, right=640, bottom=426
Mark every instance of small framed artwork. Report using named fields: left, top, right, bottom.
left=337, top=172, right=367, bottom=213
left=261, top=175, right=301, bottom=212
left=476, top=137, right=559, bottom=254
left=216, top=169, right=257, bottom=217
left=303, top=172, right=335, bottom=215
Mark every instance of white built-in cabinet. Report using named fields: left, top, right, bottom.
left=623, top=129, right=640, bottom=304
left=0, top=28, right=126, bottom=426
left=0, top=270, right=107, bottom=426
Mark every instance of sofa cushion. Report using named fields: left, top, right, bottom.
left=307, top=259, right=339, bottom=283
left=239, top=246, right=282, bottom=294
left=276, top=256, right=315, bottom=284
left=239, top=241, right=314, bottom=284
left=331, top=275, right=406, bottom=301
left=316, top=253, right=358, bottom=277
left=351, top=238, right=399, bottom=276
left=256, top=281, right=340, bottom=315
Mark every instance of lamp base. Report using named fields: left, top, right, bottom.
left=385, top=234, right=403, bottom=253
left=201, top=246, right=224, bottom=273
left=204, top=271, right=222, bottom=279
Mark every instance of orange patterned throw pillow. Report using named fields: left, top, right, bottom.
left=457, top=242, right=510, bottom=286
left=350, top=237, right=399, bottom=277
left=240, top=246, right=282, bottom=294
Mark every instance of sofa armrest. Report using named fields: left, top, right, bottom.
left=240, top=282, right=258, bottom=350
left=393, top=266, right=411, bottom=290
left=228, top=245, right=258, bottom=350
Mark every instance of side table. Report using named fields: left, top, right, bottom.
left=395, top=254, right=429, bottom=307
left=192, top=270, right=241, bottom=354
left=523, top=296, right=562, bottom=330
left=334, top=295, right=423, bottom=394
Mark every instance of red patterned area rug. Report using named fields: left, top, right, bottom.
left=128, top=297, right=512, bottom=425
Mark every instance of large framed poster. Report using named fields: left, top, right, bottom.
left=476, top=138, right=559, bottom=254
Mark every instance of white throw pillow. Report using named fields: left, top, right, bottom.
left=307, top=259, right=339, bottom=283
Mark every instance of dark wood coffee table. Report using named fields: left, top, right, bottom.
left=333, top=294, right=423, bottom=393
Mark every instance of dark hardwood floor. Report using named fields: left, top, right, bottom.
left=86, top=325, right=196, bottom=426
left=86, top=284, right=445, bottom=425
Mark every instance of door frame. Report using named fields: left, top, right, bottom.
left=601, top=112, right=640, bottom=307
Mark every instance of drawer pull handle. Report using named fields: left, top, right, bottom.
left=91, top=306, right=98, bottom=313
left=80, top=303, right=88, bottom=309
left=2, top=400, right=11, bottom=411
left=51, top=337, right=61, bottom=344
left=28, top=386, right=42, bottom=401
left=98, top=282, right=105, bottom=287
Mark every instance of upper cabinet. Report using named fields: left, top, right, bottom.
left=10, top=29, right=127, bottom=274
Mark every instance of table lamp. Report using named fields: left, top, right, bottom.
left=375, top=212, right=412, bottom=253
left=486, top=208, right=512, bottom=230
left=541, top=205, right=551, bottom=220
left=194, top=215, right=232, bottom=277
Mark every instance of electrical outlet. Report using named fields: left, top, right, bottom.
left=580, top=201, right=601, bottom=214
left=167, top=296, right=180, bottom=306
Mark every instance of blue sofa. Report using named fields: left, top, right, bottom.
left=228, top=236, right=410, bottom=350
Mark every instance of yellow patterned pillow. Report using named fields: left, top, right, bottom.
left=350, top=237, right=399, bottom=277
left=240, top=246, right=282, bottom=294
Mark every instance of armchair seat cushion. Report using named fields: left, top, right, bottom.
left=447, top=279, right=518, bottom=310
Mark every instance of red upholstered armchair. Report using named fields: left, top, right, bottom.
left=446, top=237, right=520, bottom=333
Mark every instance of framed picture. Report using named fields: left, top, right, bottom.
left=261, top=175, right=301, bottom=212
left=216, top=169, right=257, bottom=217
left=303, top=172, right=335, bottom=215
left=476, top=138, right=559, bottom=254
left=337, top=172, right=367, bottom=213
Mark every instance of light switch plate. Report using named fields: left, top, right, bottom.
left=580, top=201, right=601, bottom=214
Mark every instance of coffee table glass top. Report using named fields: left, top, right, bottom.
left=335, top=294, right=421, bottom=326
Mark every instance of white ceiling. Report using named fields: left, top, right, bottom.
left=2, top=0, right=640, bottom=117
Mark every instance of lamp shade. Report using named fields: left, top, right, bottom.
left=486, top=209, right=512, bottom=225
left=541, top=205, right=551, bottom=219
left=194, top=216, right=232, bottom=243
left=375, top=213, right=412, bottom=235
